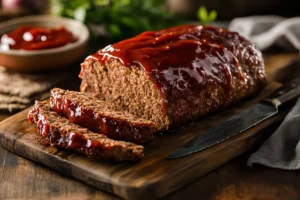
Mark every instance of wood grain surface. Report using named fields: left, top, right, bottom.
left=0, top=54, right=299, bottom=200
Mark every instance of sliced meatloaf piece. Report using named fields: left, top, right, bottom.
left=79, top=24, right=267, bottom=130
left=50, top=88, right=158, bottom=144
left=28, top=101, right=144, bottom=162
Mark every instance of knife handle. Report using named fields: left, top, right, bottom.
left=264, top=79, right=300, bottom=108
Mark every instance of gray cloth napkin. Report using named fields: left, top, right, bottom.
left=229, top=16, right=300, bottom=169
left=229, top=16, right=300, bottom=51
left=248, top=98, right=300, bottom=169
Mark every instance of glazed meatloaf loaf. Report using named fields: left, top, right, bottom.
left=50, top=88, right=157, bottom=144
left=28, top=101, right=144, bottom=161
left=80, top=25, right=267, bottom=130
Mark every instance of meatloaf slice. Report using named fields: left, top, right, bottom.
left=28, top=101, right=144, bottom=162
left=50, top=88, right=157, bottom=144
left=80, top=25, right=267, bottom=130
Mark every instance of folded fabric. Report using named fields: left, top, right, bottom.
left=229, top=16, right=300, bottom=51
left=248, top=98, right=300, bottom=169
left=0, top=103, right=27, bottom=113
left=0, top=93, right=31, bottom=104
left=0, top=92, right=49, bottom=113
left=229, top=15, right=300, bottom=169
left=0, top=66, right=67, bottom=112
left=0, top=67, right=66, bottom=97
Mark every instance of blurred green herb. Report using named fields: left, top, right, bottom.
left=197, top=6, right=217, bottom=24
left=51, top=0, right=184, bottom=41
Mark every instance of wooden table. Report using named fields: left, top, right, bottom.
left=1, top=54, right=300, bottom=200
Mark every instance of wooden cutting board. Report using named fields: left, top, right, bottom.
left=0, top=60, right=298, bottom=200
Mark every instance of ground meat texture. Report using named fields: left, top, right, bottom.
left=80, top=25, right=267, bottom=130
left=28, top=101, right=144, bottom=162
left=50, top=88, right=158, bottom=144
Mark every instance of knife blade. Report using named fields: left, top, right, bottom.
left=167, top=77, right=300, bottom=159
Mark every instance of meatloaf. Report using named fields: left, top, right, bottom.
left=50, top=88, right=157, bottom=144
left=80, top=24, right=267, bottom=130
left=28, top=101, right=144, bottom=161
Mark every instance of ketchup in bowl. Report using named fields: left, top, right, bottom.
left=0, top=26, right=77, bottom=51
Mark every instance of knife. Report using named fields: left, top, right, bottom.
left=167, top=77, right=300, bottom=159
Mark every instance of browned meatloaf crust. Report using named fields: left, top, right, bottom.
left=80, top=25, right=267, bottom=130
left=28, top=101, right=144, bottom=161
left=50, top=88, right=158, bottom=144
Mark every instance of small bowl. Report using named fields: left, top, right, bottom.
left=0, top=15, right=90, bottom=72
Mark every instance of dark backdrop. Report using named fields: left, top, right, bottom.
left=167, top=0, right=300, bottom=20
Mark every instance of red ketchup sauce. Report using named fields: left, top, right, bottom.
left=0, top=26, right=76, bottom=50
left=28, top=107, right=107, bottom=152
left=50, top=93, right=155, bottom=144
left=87, top=25, right=262, bottom=122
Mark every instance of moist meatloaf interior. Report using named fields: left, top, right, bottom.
left=50, top=88, right=158, bottom=144
left=28, top=101, right=144, bottom=161
left=80, top=59, right=170, bottom=130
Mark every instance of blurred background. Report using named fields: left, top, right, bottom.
left=1, top=0, right=299, bottom=41
left=167, top=0, right=299, bottom=19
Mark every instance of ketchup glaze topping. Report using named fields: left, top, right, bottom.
left=0, top=26, right=76, bottom=50
left=87, top=25, right=264, bottom=120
